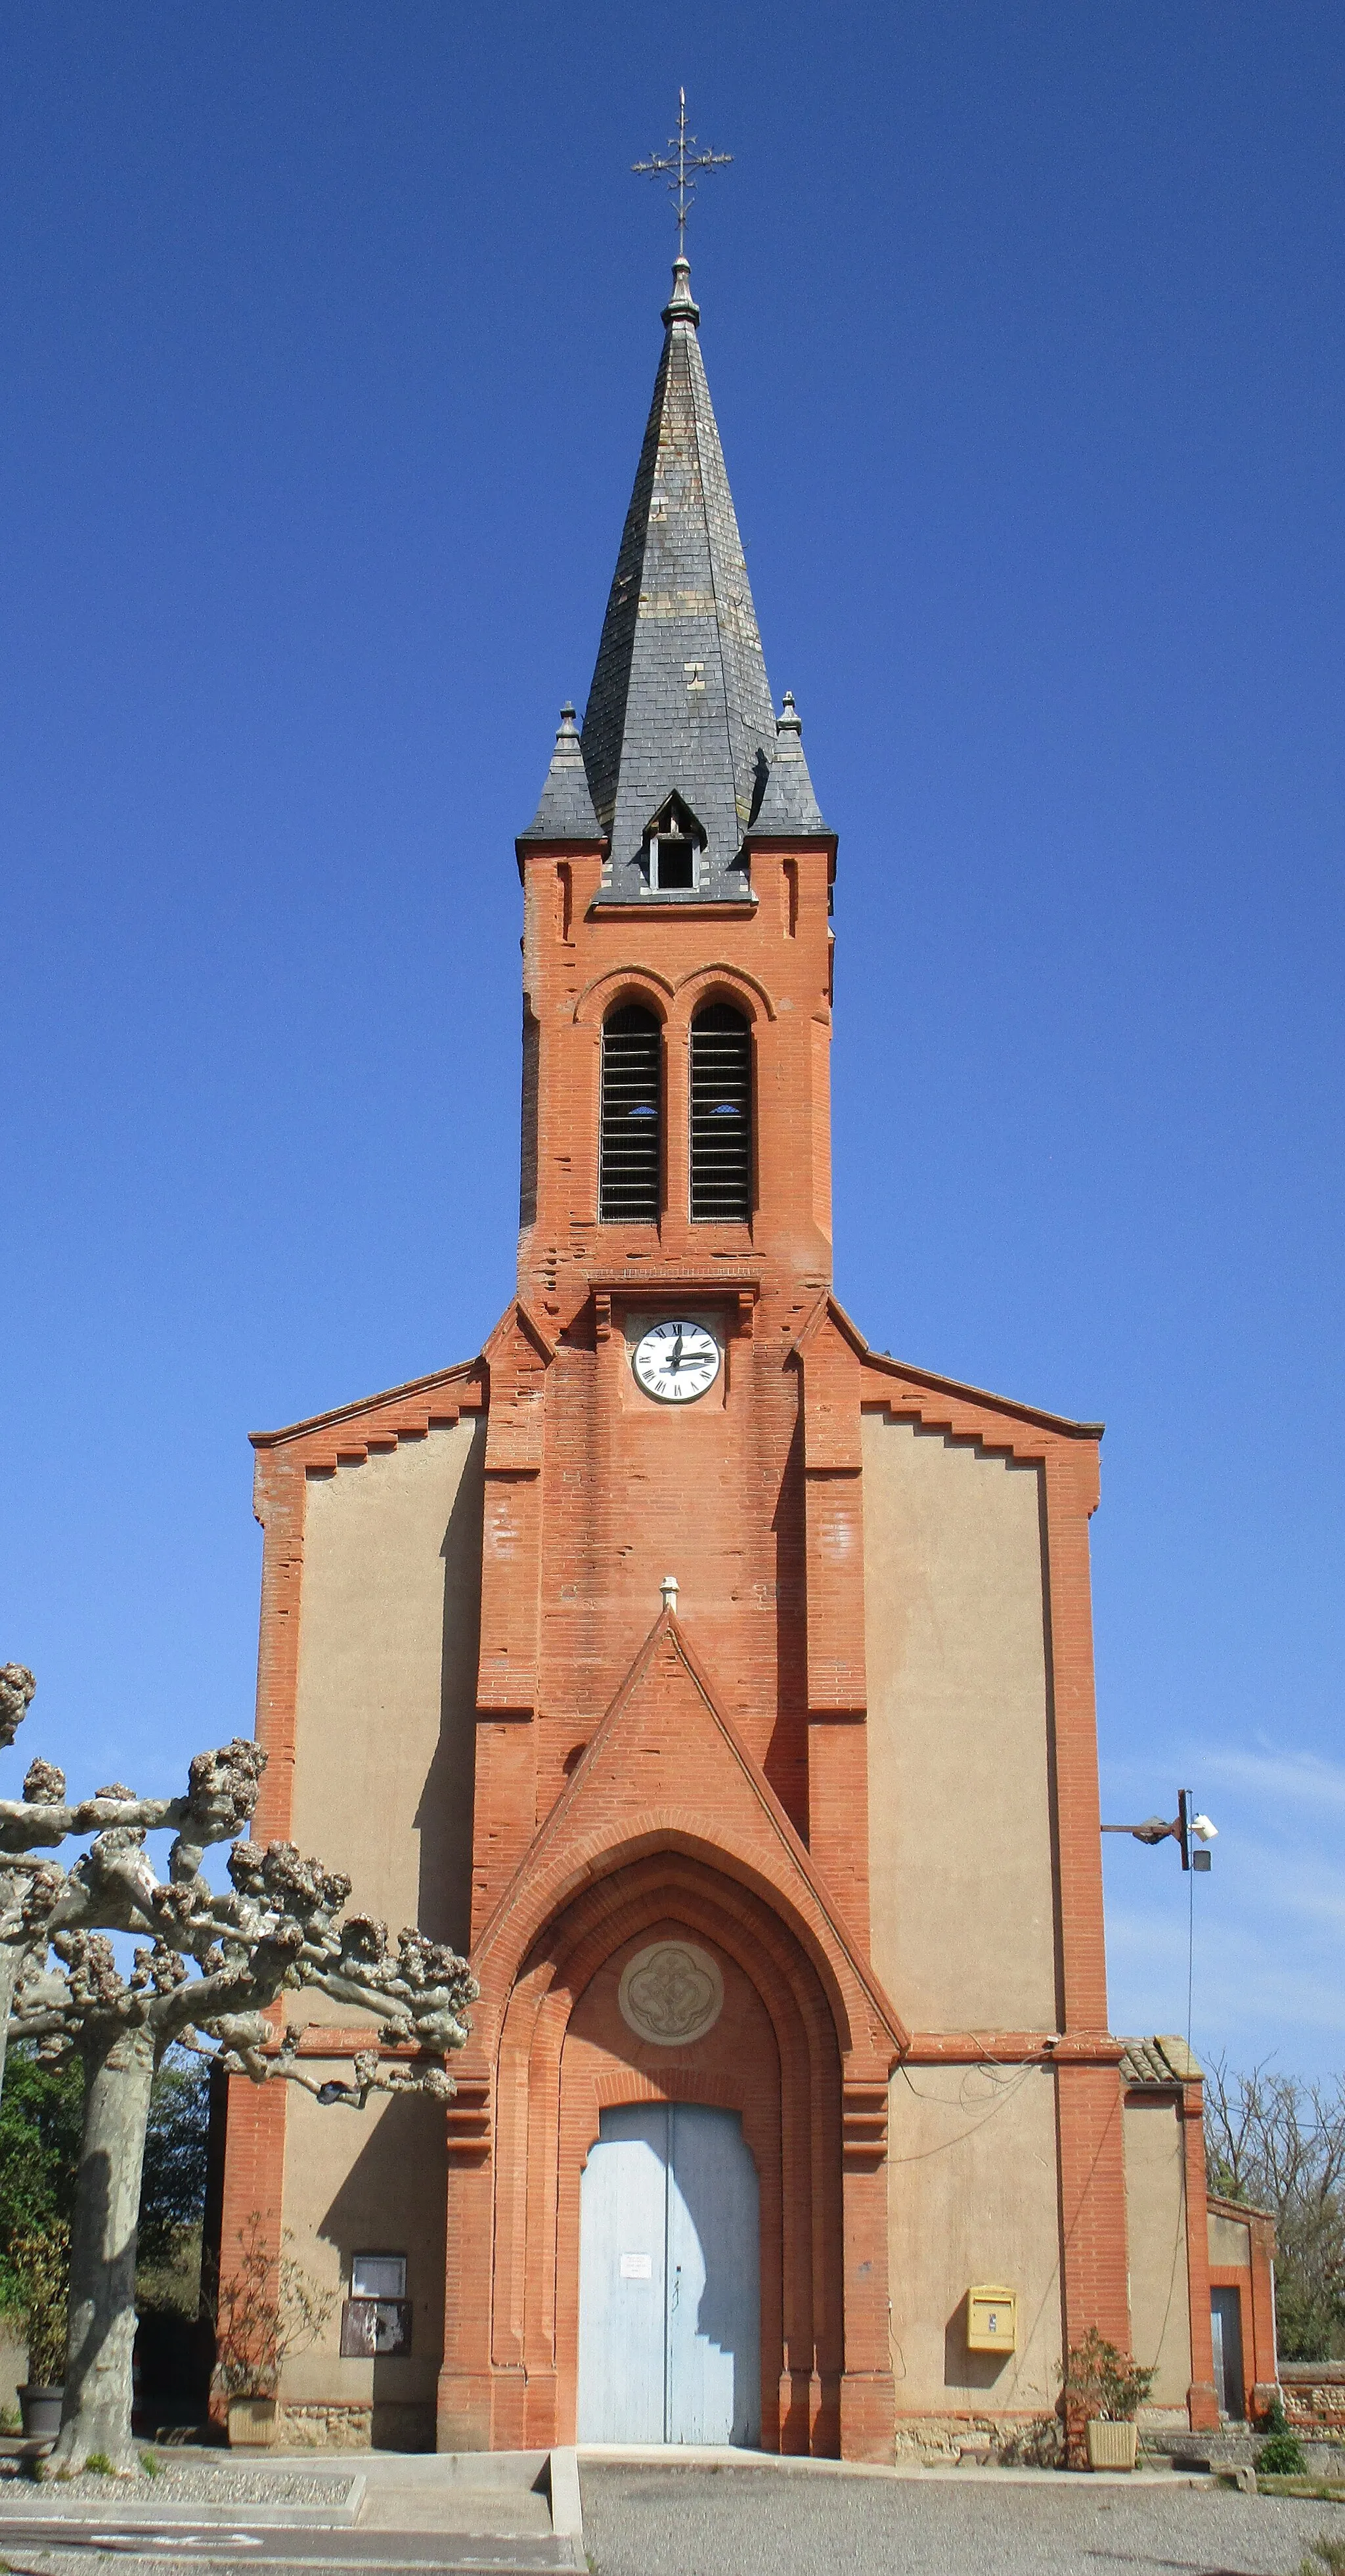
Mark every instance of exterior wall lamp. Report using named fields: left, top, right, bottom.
left=1101, top=1787, right=1218, bottom=1871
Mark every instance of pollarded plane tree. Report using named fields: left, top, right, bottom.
left=0, top=1663, right=268, bottom=2102
left=0, top=1664, right=477, bottom=2473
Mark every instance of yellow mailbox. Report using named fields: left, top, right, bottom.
left=966, top=2285, right=1017, bottom=2353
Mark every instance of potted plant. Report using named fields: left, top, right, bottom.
left=211, top=2214, right=334, bottom=2447
left=1062, top=2326, right=1156, bottom=2470
left=9, top=2225, right=70, bottom=2444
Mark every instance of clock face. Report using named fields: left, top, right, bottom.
left=632, top=1319, right=722, bottom=1405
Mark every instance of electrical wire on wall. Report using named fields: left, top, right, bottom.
left=889, top=2057, right=1040, bottom=2162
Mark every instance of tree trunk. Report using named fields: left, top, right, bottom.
left=0, top=1940, right=18, bottom=2105
left=51, top=2020, right=156, bottom=2472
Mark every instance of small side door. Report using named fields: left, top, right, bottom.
left=1210, top=2286, right=1245, bottom=2419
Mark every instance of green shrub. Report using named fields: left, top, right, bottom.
left=1259, top=2428, right=1308, bottom=2475
left=7, top=2225, right=69, bottom=2388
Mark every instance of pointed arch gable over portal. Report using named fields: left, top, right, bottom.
left=439, top=1611, right=905, bottom=2462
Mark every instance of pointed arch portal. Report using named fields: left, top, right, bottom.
left=437, top=1609, right=904, bottom=2461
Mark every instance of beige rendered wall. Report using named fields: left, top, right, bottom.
left=889, top=2062, right=1062, bottom=2413
left=288, top=1418, right=485, bottom=2013
left=1123, top=2097, right=1193, bottom=2407
left=862, top=1414, right=1058, bottom=2032
left=277, top=2068, right=447, bottom=2418
left=1209, top=2210, right=1252, bottom=2267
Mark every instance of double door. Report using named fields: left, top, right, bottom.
left=577, top=2102, right=761, bottom=2445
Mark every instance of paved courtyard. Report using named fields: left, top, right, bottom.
left=581, top=2462, right=1345, bottom=2576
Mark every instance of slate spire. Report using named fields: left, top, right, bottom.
left=579, top=258, right=778, bottom=900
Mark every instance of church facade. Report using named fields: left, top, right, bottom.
left=215, top=257, right=1249, bottom=2458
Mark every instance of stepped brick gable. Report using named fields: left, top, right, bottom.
left=217, top=255, right=1229, bottom=2460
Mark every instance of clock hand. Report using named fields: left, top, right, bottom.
left=669, top=1332, right=684, bottom=1371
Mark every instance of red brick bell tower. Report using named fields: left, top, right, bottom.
left=437, top=255, right=906, bottom=2460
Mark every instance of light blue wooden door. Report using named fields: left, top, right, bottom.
left=577, top=2105, right=668, bottom=2441
left=665, top=2103, right=761, bottom=2443
left=576, top=2102, right=761, bottom=2445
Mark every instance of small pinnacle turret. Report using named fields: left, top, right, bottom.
left=519, top=703, right=603, bottom=843
left=745, top=693, right=830, bottom=839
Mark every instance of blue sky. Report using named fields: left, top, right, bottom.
left=3, top=4, right=1341, bottom=2077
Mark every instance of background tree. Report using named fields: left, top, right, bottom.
left=0, top=2045, right=82, bottom=2399
left=1205, top=2059, right=1345, bottom=2360
left=0, top=2043, right=209, bottom=2415
left=0, top=2046, right=83, bottom=2299
left=136, top=2051, right=211, bottom=2301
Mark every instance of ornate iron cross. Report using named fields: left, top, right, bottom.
left=632, top=89, right=732, bottom=254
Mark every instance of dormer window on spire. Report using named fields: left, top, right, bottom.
left=644, top=793, right=705, bottom=896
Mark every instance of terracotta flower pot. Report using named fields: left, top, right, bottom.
left=1086, top=2418, right=1139, bottom=2471
left=227, top=2394, right=279, bottom=2448
left=18, top=2386, right=64, bottom=2443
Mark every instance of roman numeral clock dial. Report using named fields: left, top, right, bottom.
left=632, top=1319, right=722, bottom=1405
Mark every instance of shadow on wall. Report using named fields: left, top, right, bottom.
left=414, top=1422, right=485, bottom=1955
left=319, top=2089, right=448, bottom=2452
left=944, top=2297, right=1011, bottom=2392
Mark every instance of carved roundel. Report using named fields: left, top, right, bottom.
left=617, top=1940, right=724, bottom=2047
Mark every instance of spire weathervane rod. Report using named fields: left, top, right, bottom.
left=632, top=87, right=732, bottom=255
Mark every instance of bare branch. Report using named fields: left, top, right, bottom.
left=1206, top=2056, right=1345, bottom=2360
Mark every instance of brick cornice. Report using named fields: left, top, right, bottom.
left=908, top=2032, right=1124, bottom=2065
left=844, top=1308, right=1103, bottom=1452
left=250, top=1357, right=484, bottom=1451
left=586, top=901, right=762, bottom=924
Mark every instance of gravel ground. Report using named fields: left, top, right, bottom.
left=0, top=2457, right=359, bottom=2506
left=581, top=2460, right=1345, bottom=2576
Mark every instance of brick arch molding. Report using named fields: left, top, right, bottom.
left=573, top=965, right=676, bottom=1024
left=440, top=1841, right=895, bottom=2458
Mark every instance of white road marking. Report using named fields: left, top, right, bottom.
left=90, top=2533, right=263, bottom=2550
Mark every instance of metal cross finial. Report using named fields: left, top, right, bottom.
left=632, top=89, right=732, bottom=255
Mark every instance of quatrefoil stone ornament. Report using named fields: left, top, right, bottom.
left=618, top=1940, right=724, bottom=2046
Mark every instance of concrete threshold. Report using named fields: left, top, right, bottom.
left=577, top=2442, right=1215, bottom=2488
left=257, top=2447, right=552, bottom=2485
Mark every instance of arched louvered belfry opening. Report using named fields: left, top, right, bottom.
left=690, top=1004, right=753, bottom=1221
left=600, top=1005, right=661, bottom=1222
